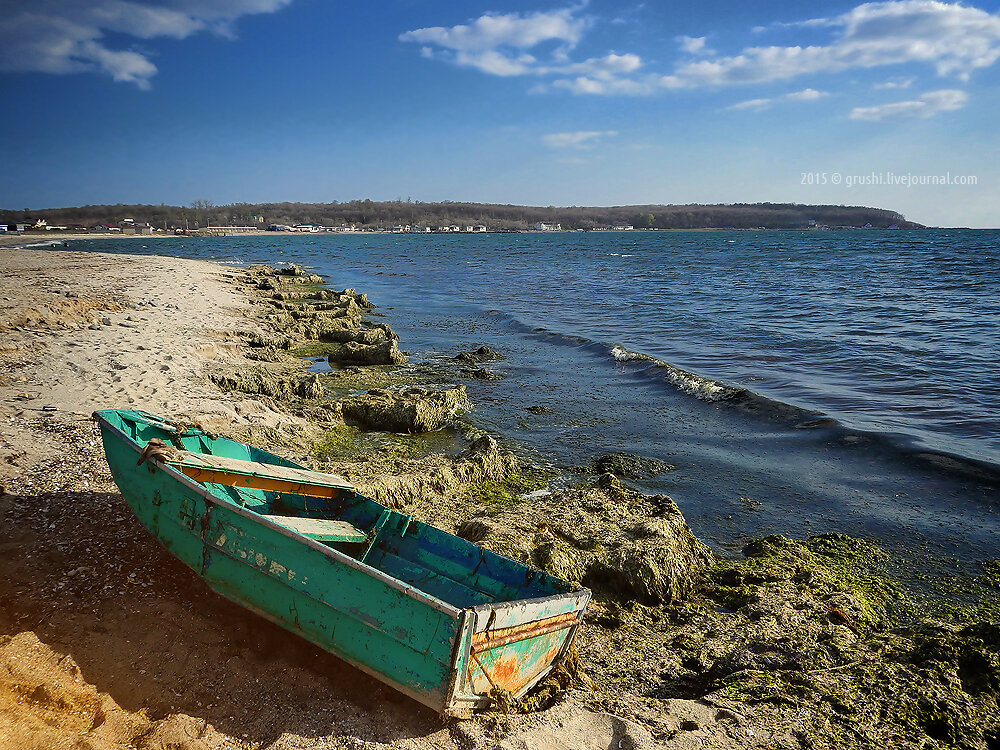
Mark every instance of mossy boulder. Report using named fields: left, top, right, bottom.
left=592, top=452, right=676, bottom=479
left=532, top=536, right=589, bottom=584
left=453, top=346, right=504, bottom=363
left=585, top=493, right=714, bottom=603
left=339, top=385, right=470, bottom=433
left=328, top=340, right=407, bottom=366
left=210, top=368, right=323, bottom=401
left=466, top=478, right=713, bottom=604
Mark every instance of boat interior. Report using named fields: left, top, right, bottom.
left=110, top=410, right=576, bottom=610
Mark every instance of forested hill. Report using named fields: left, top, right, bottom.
left=1, top=200, right=922, bottom=230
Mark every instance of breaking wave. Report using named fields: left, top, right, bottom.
left=609, top=345, right=743, bottom=402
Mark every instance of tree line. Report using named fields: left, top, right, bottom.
left=1, top=200, right=922, bottom=230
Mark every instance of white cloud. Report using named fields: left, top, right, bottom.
left=552, top=76, right=652, bottom=95
left=403, top=1, right=1000, bottom=103
left=661, top=1, right=1000, bottom=89
left=677, top=35, right=711, bottom=55
left=542, top=130, right=618, bottom=148
left=727, top=88, right=829, bottom=110
left=785, top=87, right=828, bottom=101
left=400, top=8, right=591, bottom=76
left=0, top=0, right=292, bottom=88
left=874, top=76, right=915, bottom=89
left=401, top=7, right=652, bottom=92
left=727, top=97, right=772, bottom=111
left=399, top=8, right=587, bottom=52
left=849, top=88, right=968, bottom=120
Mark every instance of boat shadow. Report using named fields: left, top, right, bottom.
left=0, top=486, right=451, bottom=747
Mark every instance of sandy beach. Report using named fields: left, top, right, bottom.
left=0, top=246, right=681, bottom=750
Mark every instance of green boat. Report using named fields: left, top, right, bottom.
left=93, top=409, right=590, bottom=716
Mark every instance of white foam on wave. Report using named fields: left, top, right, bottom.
left=611, top=345, right=648, bottom=362
left=610, top=345, right=740, bottom=402
left=16, top=240, right=63, bottom=249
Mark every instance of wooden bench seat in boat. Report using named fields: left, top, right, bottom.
left=265, top=515, right=367, bottom=543
left=164, top=450, right=353, bottom=499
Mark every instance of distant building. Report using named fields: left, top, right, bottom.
left=472, top=225, right=487, bottom=233
left=610, top=225, right=634, bottom=231
left=122, top=222, right=154, bottom=235
left=534, top=222, right=561, bottom=231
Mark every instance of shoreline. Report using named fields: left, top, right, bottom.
left=0, top=222, right=933, bottom=252
left=1, top=245, right=998, bottom=749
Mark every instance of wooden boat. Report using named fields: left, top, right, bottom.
left=93, top=409, right=590, bottom=716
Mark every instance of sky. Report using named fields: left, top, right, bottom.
left=0, top=0, right=998, bottom=227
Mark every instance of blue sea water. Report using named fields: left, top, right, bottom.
left=63, top=230, right=1000, bottom=582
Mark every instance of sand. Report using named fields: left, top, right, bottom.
left=1, top=246, right=736, bottom=750
left=0, top=248, right=301, bottom=482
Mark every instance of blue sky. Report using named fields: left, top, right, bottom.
left=1, top=0, right=998, bottom=226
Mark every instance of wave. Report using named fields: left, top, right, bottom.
left=609, top=345, right=743, bottom=402
left=482, top=309, right=1000, bottom=487
left=484, top=310, right=745, bottom=403
left=14, top=240, right=65, bottom=249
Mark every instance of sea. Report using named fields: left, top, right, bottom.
left=61, top=229, right=1000, bottom=593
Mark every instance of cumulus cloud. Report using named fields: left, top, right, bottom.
left=0, top=0, right=292, bottom=88
left=541, top=130, right=618, bottom=148
left=660, top=0, right=1000, bottom=89
left=849, top=88, right=968, bottom=120
left=727, top=88, right=829, bottom=110
left=401, top=7, right=651, bottom=91
left=677, top=35, right=711, bottom=55
left=400, top=7, right=590, bottom=76
left=403, top=0, right=1000, bottom=108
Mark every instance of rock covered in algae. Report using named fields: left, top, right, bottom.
left=210, top=368, right=323, bottom=401
left=453, top=345, right=504, bottom=363
left=339, top=385, right=471, bottom=433
left=464, top=475, right=713, bottom=603
left=328, top=339, right=407, bottom=366
left=591, top=452, right=676, bottom=479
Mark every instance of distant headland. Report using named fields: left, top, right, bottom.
left=0, top=200, right=923, bottom=234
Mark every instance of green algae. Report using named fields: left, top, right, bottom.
left=711, top=624, right=1000, bottom=748
left=703, top=533, right=906, bottom=632
left=290, top=342, right=342, bottom=358
left=311, top=424, right=463, bottom=462
left=318, top=367, right=417, bottom=397
left=672, top=531, right=1000, bottom=747
left=311, top=425, right=364, bottom=460
left=466, top=468, right=559, bottom=508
